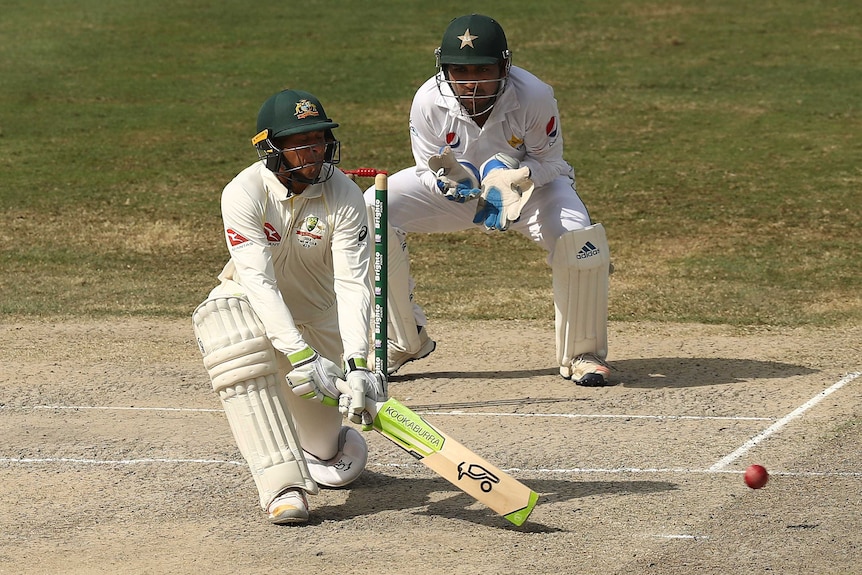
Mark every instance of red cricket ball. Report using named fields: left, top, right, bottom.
left=744, top=464, right=769, bottom=489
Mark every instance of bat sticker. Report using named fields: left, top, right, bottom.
left=457, top=462, right=500, bottom=492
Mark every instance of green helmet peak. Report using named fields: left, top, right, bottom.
left=436, top=14, right=510, bottom=66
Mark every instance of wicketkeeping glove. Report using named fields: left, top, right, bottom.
left=286, top=346, right=345, bottom=404
left=472, top=154, right=535, bottom=232
left=427, top=146, right=481, bottom=203
left=341, top=357, right=388, bottom=424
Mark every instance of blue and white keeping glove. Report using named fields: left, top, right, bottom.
left=472, top=154, right=535, bottom=232
left=427, top=146, right=481, bottom=203
left=286, top=346, right=345, bottom=405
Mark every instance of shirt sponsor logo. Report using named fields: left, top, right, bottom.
left=445, top=131, right=461, bottom=149
left=264, top=222, right=282, bottom=243
left=546, top=116, right=558, bottom=138
left=226, top=228, right=250, bottom=247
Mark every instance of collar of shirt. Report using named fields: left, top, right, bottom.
left=260, top=164, right=327, bottom=201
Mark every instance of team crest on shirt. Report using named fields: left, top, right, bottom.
left=508, top=134, right=524, bottom=149
left=295, top=214, right=324, bottom=248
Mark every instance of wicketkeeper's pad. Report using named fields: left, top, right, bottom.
left=552, top=225, right=610, bottom=372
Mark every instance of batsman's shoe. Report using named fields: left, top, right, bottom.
left=267, top=488, right=309, bottom=525
left=387, top=327, right=436, bottom=375
left=563, top=353, right=611, bottom=387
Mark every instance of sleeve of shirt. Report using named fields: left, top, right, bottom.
left=220, top=180, right=307, bottom=356
left=329, top=176, right=373, bottom=362
left=517, top=81, right=572, bottom=188
left=409, top=82, right=447, bottom=193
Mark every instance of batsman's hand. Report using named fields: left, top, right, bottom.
left=286, top=346, right=345, bottom=405
left=473, top=154, right=535, bottom=232
left=342, top=358, right=387, bottom=424
left=428, top=146, right=481, bottom=203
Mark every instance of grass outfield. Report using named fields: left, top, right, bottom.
left=1, top=0, right=859, bottom=326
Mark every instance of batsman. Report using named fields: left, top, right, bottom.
left=363, top=14, right=613, bottom=385
left=192, top=89, right=385, bottom=524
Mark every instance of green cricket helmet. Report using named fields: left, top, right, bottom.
left=434, top=14, right=512, bottom=118
left=252, top=89, right=341, bottom=186
left=436, top=14, right=511, bottom=66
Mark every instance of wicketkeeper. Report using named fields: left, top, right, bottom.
left=193, top=89, right=385, bottom=524
left=363, top=14, right=613, bottom=385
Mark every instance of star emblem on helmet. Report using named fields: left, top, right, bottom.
left=458, top=28, right=478, bottom=49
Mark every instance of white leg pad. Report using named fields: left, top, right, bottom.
left=304, top=427, right=368, bottom=488
left=385, top=223, right=424, bottom=353
left=192, top=296, right=319, bottom=509
left=552, top=224, right=611, bottom=368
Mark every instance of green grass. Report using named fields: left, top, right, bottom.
left=1, top=0, right=860, bottom=326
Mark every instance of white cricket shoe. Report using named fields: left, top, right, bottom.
left=387, top=327, right=436, bottom=375
left=562, top=353, right=611, bottom=387
left=266, top=488, right=309, bottom=525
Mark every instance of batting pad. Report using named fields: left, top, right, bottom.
left=551, top=224, right=610, bottom=368
left=193, top=296, right=318, bottom=508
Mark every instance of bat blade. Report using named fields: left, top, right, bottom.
left=369, top=397, right=539, bottom=526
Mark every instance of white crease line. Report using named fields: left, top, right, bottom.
left=0, top=457, right=243, bottom=466
left=3, top=458, right=860, bottom=478
left=26, top=405, right=223, bottom=413
left=709, top=371, right=862, bottom=472
left=8, top=405, right=773, bottom=422
left=424, top=412, right=774, bottom=421
left=520, top=467, right=862, bottom=477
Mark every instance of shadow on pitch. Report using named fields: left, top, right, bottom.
left=391, top=367, right=559, bottom=382
left=392, top=358, right=818, bottom=389
left=611, top=357, right=819, bottom=388
left=308, top=471, right=675, bottom=531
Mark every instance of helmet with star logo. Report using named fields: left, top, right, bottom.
left=435, top=14, right=512, bottom=118
left=436, top=14, right=510, bottom=65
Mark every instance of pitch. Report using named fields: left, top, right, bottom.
left=1, top=318, right=860, bottom=574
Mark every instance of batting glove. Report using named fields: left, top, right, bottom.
left=342, top=357, right=387, bottom=424
left=472, top=154, right=535, bottom=232
left=286, top=346, right=345, bottom=405
left=428, top=146, right=481, bottom=203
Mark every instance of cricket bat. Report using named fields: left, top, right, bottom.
left=351, top=170, right=538, bottom=525
left=365, top=397, right=539, bottom=526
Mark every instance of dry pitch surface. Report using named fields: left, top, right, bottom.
left=1, top=319, right=860, bottom=574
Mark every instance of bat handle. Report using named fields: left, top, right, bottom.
left=361, top=400, right=383, bottom=431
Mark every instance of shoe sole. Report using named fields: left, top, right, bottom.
left=268, top=509, right=309, bottom=524
left=574, top=373, right=609, bottom=387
